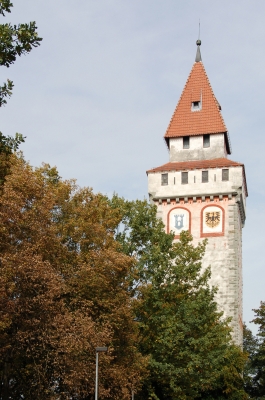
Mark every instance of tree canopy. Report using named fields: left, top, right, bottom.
left=0, top=0, right=42, bottom=162
left=244, top=302, right=265, bottom=398
left=0, top=160, right=249, bottom=399
left=0, top=0, right=42, bottom=105
left=0, top=156, right=146, bottom=399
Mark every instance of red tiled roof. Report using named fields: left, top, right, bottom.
left=164, top=61, right=227, bottom=140
left=147, top=158, right=243, bottom=173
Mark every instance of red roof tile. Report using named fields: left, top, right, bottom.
left=147, top=158, right=243, bottom=173
left=164, top=62, right=228, bottom=141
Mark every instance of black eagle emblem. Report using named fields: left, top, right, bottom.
left=205, top=211, right=221, bottom=228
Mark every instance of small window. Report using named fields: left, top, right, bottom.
left=183, top=136, right=190, bottom=149
left=202, top=170, right=208, bottom=183
left=191, top=101, right=201, bottom=111
left=203, top=134, right=210, bottom=148
left=161, top=173, right=168, bottom=186
left=181, top=172, right=188, bottom=184
left=222, top=169, right=229, bottom=181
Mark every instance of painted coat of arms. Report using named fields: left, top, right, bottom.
left=205, top=211, right=221, bottom=228
left=174, top=214, right=184, bottom=230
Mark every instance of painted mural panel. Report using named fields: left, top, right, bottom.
left=168, top=207, right=190, bottom=236
left=202, top=205, right=223, bottom=234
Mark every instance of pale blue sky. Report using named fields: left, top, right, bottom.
left=1, top=1, right=264, bottom=332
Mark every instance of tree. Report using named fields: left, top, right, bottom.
left=111, top=196, right=176, bottom=288
left=252, top=302, right=265, bottom=397
left=112, top=198, right=247, bottom=400
left=244, top=302, right=265, bottom=398
left=243, top=323, right=260, bottom=397
left=0, top=0, right=42, bottom=166
left=0, top=0, right=42, bottom=106
left=0, top=155, right=146, bottom=399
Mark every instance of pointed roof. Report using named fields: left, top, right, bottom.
left=164, top=60, right=231, bottom=152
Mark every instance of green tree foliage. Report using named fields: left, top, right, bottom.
left=0, top=1, right=12, bottom=16
left=244, top=303, right=265, bottom=398
left=0, top=131, right=24, bottom=185
left=252, top=302, right=265, bottom=397
left=0, top=0, right=42, bottom=104
left=0, top=0, right=41, bottom=163
left=243, top=323, right=259, bottom=397
left=112, top=198, right=247, bottom=400
left=111, top=197, right=175, bottom=287
left=0, top=156, right=146, bottom=399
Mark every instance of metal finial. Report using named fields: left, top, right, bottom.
left=195, top=21, right=202, bottom=62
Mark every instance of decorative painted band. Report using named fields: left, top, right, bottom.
left=155, top=193, right=233, bottom=206
left=152, top=192, right=238, bottom=204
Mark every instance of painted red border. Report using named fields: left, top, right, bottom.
left=167, top=206, right=191, bottom=239
left=200, top=204, right=225, bottom=238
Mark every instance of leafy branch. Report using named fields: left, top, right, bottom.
left=0, top=131, right=25, bottom=154
left=0, top=22, right=42, bottom=68
left=0, top=0, right=12, bottom=16
left=0, top=78, right=12, bottom=106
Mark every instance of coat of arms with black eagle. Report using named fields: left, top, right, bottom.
left=205, top=211, right=221, bottom=228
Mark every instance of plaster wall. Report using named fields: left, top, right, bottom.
left=148, top=166, right=244, bottom=200
left=156, top=196, right=243, bottom=345
left=169, top=133, right=226, bottom=162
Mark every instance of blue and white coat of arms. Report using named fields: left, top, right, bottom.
left=174, top=214, right=184, bottom=230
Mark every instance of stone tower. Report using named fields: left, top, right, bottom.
left=147, top=40, right=247, bottom=346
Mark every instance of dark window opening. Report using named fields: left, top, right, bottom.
left=222, top=169, right=229, bottom=181
left=202, top=170, right=208, bottom=183
left=161, top=173, right=168, bottom=186
left=181, top=172, right=188, bottom=184
left=191, top=101, right=201, bottom=111
left=203, top=134, right=210, bottom=148
left=183, top=136, right=190, bottom=149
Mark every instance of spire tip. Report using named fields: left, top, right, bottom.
left=195, top=20, right=202, bottom=62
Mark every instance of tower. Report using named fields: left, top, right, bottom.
left=147, top=40, right=247, bottom=346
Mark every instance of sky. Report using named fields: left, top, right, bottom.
left=1, top=0, right=264, bottom=333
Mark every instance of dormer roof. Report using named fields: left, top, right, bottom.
left=164, top=60, right=231, bottom=154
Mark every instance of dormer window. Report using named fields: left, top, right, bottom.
left=183, top=136, right=190, bottom=149
left=191, top=101, right=201, bottom=111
